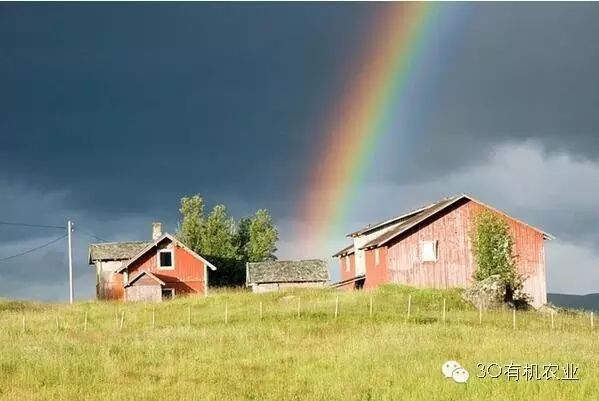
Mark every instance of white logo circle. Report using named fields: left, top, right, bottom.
left=442, top=360, right=461, bottom=378
left=452, top=367, right=470, bottom=383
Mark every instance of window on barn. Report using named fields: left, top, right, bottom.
left=161, top=288, right=175, bottom=300
left=375, top=248, right=380, bottom=266
left=345, top=256, right=350, bottom=272
left=158, top=249, right=174, bottom=269
left=420, top=240, right=438, bottom=262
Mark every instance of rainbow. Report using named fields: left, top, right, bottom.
left=297, top=3, right=442, bottom=254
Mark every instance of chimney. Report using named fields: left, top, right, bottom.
left=152, top=222, right=163, bottom=240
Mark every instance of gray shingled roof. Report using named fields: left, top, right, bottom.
left=359, top=193, right=553, bottom=250
left=247, top=260, right=329, bottom=284
left=88, top=241, right=152, bottom=263
left=332, top=243, right=355, bottom=257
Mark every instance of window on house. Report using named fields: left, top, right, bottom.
left=345, top=256, right=350, bottom=272
left=420, top=240, right=438, bottom=262
left=158, top=249, right=173, bottom=269
left=375, top=248, right=380, bottom=266
left=161, top=288, right=175, bottom=300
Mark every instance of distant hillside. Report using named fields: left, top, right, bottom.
left=548, top=293, right=599, bottom=311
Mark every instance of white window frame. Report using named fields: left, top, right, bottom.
left=420, top=240, right=438, bottom=262
left=345, top=256, right=350, bottom=272
left=374, top=248, right=380, bottom=266
left=157, top=249, right=175, bottom=270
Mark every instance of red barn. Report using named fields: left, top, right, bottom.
left=88, top=223, right=216, bottom=301
left=333, top=194, right=553, bottom=307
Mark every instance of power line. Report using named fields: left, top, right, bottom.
left=75, top=228, right=110, bottom=243
left=0, top=234, right=67, bottom=262
left=0, top=220, right=65, bottom=229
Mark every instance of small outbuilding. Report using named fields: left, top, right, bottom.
left=246, top=259, right=329, bottom=293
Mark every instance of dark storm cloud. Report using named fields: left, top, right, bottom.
left=392, top=3, right=599, bottom=183
left=0, top=3, right=382, bottom=217
left=2, top=3, right=599, bottom=299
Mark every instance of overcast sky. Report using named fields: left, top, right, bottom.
left=1, top=3, right=599, bottom=301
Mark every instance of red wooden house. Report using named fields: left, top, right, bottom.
left=88, top=223, right=216, bottom=302
left=333, top=194, right=553, bottom=307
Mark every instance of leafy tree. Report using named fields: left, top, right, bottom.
left=245, top=209, right=278, bottom=262
left=176, top=195, right=279, bottom=287
left=199, top=204, right=237, bottom=259
left=471, top=211, right=523, bottom=301
left=177, top=195, right=205, bottom=252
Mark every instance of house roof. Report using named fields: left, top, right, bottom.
left=346, top=197, right=452, bottom=238
left=116, top=232, right=218, bottom=273
left=359, top=193, right=554, bottom=250
left=88, top=241, right=152, bottom=264
left=332, top=243, right=355, bottom=257
left=246, top=259, right=329, bottom=285
left=124, top=270, right=166, bottom=288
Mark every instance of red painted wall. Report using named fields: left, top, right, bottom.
left=338, top=253, right=357, bottom=290
left=381, top=199, right=547, bottom=305
left=364, top=247, right=388, bottom=289
left=126, top=238, right=207, bottom=297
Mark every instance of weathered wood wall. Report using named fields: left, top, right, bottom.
left=380, top=198, right=547, bottom=306
left=125, top=284, right=162, bottom=302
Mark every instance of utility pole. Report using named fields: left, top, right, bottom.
left=67, top=220, right=74, bottom=304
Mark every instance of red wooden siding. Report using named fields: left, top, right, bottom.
left=338, top=253, right=357, bottom=290
left=127, top=238, right=207, bottom=296
left=97, top=272, right=125, bottom=301
left=381, top=198, right=547, bottom=306
left=364, top=247, right=388, bottom=289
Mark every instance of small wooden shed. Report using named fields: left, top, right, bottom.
left=246, top=260, right=329, bottom=293
left=124, top=270, right=165, bottom=302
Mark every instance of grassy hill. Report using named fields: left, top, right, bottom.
left=0, top=286, right=597, bottom=401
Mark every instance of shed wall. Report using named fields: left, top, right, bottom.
left=125, top=285, right=162, bottom=302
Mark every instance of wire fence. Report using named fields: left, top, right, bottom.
left=4, top=292, right=597, bottom=335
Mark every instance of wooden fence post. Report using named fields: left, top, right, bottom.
left=591, top=311, right=594, bottom=330
left=369, top=295, right=373, bottom=318
left=225, top=303, right=228, bottom=324
left=406, top=295, right=412, bottom=321
left=442, top=298, right=446, bottom=323
left=119, top=311, right=125, bottom=330
left=259, top=302, right=263, bottom=320
left=55, top=315, right=60, bottom=330
left=551, top=309, right=554, bottom=331
left=479, top=304, right=482, bottom=325
left=187, top=305, right=191, bottom=327
left=21, top=314, right=25, bottom=332
left=84, top=311, right=88, bottom=332
left=297, top=297, right=301, bottom=318
left=512, top=308, right=516, bottom=330
left=334, top=296, right=339, bottom=320
left=152, top=305, right=156, bottom=329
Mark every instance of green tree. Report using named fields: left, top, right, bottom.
left=200, top=204, right=237, bottom=259
left=471, top=211, right=523, bottom=301
left=177, top=194, right=280, bottom=286
left=245, top=209, right=278, bottom=262
left=177, top=195, right=205, bottom=252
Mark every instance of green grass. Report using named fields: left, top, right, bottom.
left=0, top=286, right=596, bottom=401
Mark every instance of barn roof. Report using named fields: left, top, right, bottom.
left=88, top=241, right=152, bottom=263
left=124, top=270, right=165, bottom=288
left=359, top=193, right=554, bottom=250
left=332, top=243, right=355, bottom=257
left=246, top=259, right=329, bottom=285
left=116, top=232, right=218, bottom=273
